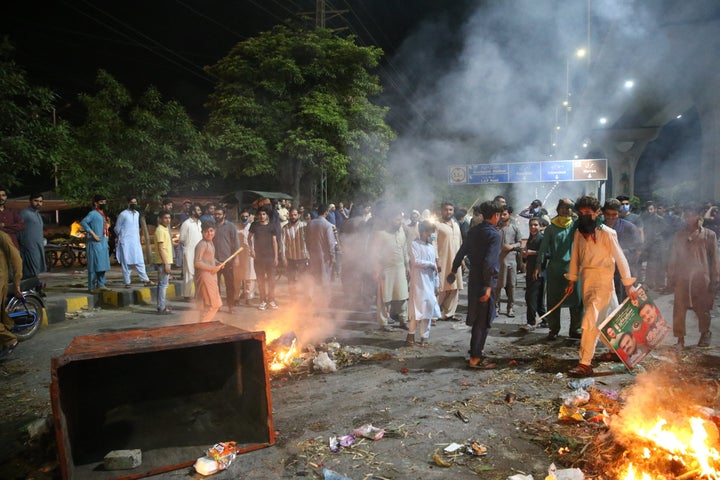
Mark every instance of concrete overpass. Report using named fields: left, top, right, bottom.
left=565, top=0, right=720, bottom=201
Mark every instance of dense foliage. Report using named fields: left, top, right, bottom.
left=58, top=70, right=217, bottom=205
left=205, top=25, right=394, bottom=201
left=0, top=38, right=68, bottom=190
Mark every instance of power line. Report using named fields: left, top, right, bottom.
left=173, top=0, right=245, bottom=39
left=71, top=0, right=215, bottom=83
left=247, top=0, right=287, bottom=23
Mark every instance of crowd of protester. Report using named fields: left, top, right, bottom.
left=1, top=188, right=719, bottom=371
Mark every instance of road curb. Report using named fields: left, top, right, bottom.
left=43, top=280, right=184, bottom=325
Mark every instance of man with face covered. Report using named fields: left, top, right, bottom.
left=565, top=195, right=637, bottom=377
left=535, top=199, right=583, bottom=338
left=436, top=201, right=463, bottom=321
left=602, top=198, right=641, bottom=302
left=115, top=196, right=154, bottom=288
left=81, top=194, right=112, bottom=292
left=179, top=203, right=203, bottom=299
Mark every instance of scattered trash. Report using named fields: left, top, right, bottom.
left=504, top=392, right=517, bottom=404
left=194, top=442, right=240, bottom=476
left=194, top=456, right=220, bottom=476
left=435, top=441, right=490, bottom=468
left=352, top=424, right=385, bottom=441
left=507, top=474, right=534, bottom=480
left=444, top=442, right=464, bottom=453
left=547, top=462, right=585, bottom=479
left=597, top=388, right=619, bottom=400
left=339, top=434, right=355, bottom=447
left=567, top=378, right=594, bottom=390
left=313, top=351, right=337, bottom=373
left=454, top=410, right=470, bottom=423
left=561, top=389, right=590, bottom=407
left=322, top=467, right=352, bottom=480
left=433, top=452, right=453, bottom=467
left=555, top=372, right=564, bottom=379
left=328, top=436, right=340, bottom=453
left=467, top=441, right=488, bottom=456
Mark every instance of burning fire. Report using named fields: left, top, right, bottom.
left=619, top=414, right=720, bottom=480
left=269, top=338, right=298, bottom=372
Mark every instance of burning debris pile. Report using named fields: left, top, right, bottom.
left=266, top=332, right=390, bottom=376
left=569, top=363, right=720, bottom=479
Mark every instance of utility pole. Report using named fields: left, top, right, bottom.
left=315, top=0, right=325, bottom=28
left=301, top=1, right=348, bottom=31
left=299, top=1, right=349, bottom=205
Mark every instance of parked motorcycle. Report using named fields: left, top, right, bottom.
left=7, top=276, right=45, bottom=341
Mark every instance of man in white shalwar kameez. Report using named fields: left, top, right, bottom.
left=371, top=209, right=409, bottom=330
left=179, top=204, right=203, bottom=299
left=114, top=196, right=153, bottom=287
left=407, top=220, right=441, bottom=345
left=565, top=195, right=637, bottom=377
left=436, top=201, right=463, bottom=320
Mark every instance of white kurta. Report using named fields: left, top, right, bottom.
left=114, top=209, right=145, bottom=265
left=409, top=239, right=441, bottom=321
left=565, top=225, right=635, bottom=366
left=436, top=218, right=463, bottom=290
left=179, top=217, right=203, bottom=283
left=236, top=222, right=256, bottom=280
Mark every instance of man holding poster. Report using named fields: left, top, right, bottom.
left=564, top=196, right=637, bottom=377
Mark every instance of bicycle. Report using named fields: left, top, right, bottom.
left=7, top=277, right=45, bottom=341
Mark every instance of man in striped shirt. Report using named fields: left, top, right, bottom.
left=281, top=208, right=309, bottom=300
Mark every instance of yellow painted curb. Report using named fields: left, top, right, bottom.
left=102, top=291, right=120, bottom=306
left=41, top=307, right=49, bottom=327
left=135, top=288, right=152, bottom=304
left=66, top=296, right=89, bottom=313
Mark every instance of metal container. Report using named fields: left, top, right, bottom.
left=51, top=322, right=274, bottom=479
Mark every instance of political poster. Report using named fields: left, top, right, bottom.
left=598, top=285, right=671, bottom=370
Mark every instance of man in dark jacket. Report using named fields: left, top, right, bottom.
left=447, top=200, right=502, bottom=368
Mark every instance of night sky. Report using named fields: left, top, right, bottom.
left=1, top=0, right=472, bottom=123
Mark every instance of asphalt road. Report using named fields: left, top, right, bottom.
left=1, top=269, right=717, bottom=479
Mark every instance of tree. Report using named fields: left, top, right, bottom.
left=58, top=70, right=217, bottom=205
left=0, top=38, right=69, bottom=190
left=205, top=25, right=395, bottom=202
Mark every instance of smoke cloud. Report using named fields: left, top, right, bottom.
left=382, top=0, right=706, bottom=213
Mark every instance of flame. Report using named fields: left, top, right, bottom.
left=619, top=415, right=720, bottom=479
left=269, top=338, right=298, bottom=372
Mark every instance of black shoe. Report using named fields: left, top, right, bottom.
left=546, top=332, right=558, bottom=341
left=699, top=331, right=712, bottom=347
left=569, top=330, right=582, bottom=339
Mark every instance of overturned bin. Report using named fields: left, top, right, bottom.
left=50, top=321, right=274, bottom=480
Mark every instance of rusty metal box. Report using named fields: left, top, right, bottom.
left=50, top=322, right=274, bottom=479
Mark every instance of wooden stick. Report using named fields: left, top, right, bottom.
left=218, top=247, right=244, bottom=268
left=537, top=291, right=571, bottom=321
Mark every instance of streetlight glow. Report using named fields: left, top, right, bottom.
left=599, top=117, right=607, bottom=125
left=576, top=48, right=587, bottom=58
left=624, top=80, right=635, bottom=89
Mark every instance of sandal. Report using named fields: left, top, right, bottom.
left=405, top=334, right=415, bottom=346
left=568, top=363, right=594, bottom=377
left=124, top=284, right=132, bottom=289
left=144, top=280, right=157, bottom=286
left=468, top=357, right=485, bottom=369
left=419, top=338, right=430, bottom=347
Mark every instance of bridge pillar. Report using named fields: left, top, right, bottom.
left=592, top=128, right=659, bottom=199
left=694, top=88, right=720, bottom=201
